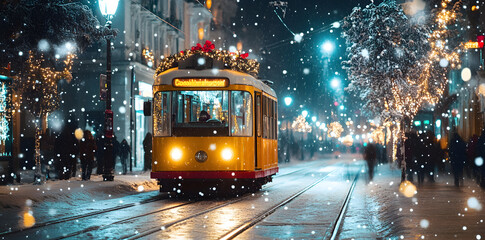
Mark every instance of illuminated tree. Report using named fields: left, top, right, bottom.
left=1, top=0, right=111, bottom=183
left=15, top=52, right=75, bottom=184
left=0, top=0, right=107, bottom=72
left=342, top=0, right=462, bottom=161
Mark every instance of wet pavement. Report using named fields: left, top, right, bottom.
left=2, top=155, right=483, bottom=239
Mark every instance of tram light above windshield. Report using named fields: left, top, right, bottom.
left=221, top=148, right=233, bottom=161
left=173, top=78, right=229, bottom=88
left=170, top=147, right=183, bottom=161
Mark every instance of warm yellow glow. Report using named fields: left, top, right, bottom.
left=198, top=27, right=204, bottom=40
left=341, top=135, right=353, bottom=146
left=465, top=41, right=480, bottom=49
left=327, top=122, right=343, bottom=138
left=291, top=115, right=312, bottom=133
left=237, top=42, right=243, bottom=51
left=472, top=5, right=478, bottom=11
left=74, top=128, right=84, bottom=140
left=173, top=78, right=228, bottom=88
left=478, top=83, right=485, bottom=96
left=399, top=180, right=417, bottom=198
left=206, top=0, right=212, bottom=9
left=221, top=148, right=233, bottom=161
left=170, top=147, right=182, bottom=161
left=22, top=211, right=35, bottom=228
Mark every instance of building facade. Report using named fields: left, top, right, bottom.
left=62, top=0, right=212, bottom=170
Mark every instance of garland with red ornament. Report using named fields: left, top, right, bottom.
left=155, top=41, right=259, bottom=77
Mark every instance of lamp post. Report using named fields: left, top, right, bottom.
left=99, top=0, right=119, bottom=181
left=284, top=97, right=292, bottom=162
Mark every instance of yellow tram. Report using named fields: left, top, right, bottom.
left=147, top=58, right=278, bottom=194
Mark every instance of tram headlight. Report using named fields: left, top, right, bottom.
left=170, top=148, right=182, bottom=161
left=221, top=148, right=233, bottom=161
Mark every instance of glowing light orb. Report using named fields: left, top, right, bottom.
left=420, top=219, right=429, bottom=228
left=461, top=68, right=472, bottom=82
left=74, top=128, right=84, bottom=140
left=475, top=157, right=484, bottom=167
left=467, top=197, right=482, bottom=211
left=22, top=211, right=35, bottom=228
left=399, top=181, right=417, bottom=198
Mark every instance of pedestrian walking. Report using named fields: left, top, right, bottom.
left=363, top=143, right=377, bottom=181
left=95, top=133, right=105, bottom=174
left=415, top=133, right=427, bottom=185
left=477, top=129, right=485, bottom=188
left=449, top=132, right=466, bottom=187
left=55, top=123, right=78, bottom=180
left=466, top=135, right=478, bottom=180
left=119, top=139, right=131, bottom=175
left=79, top=130, right=97, bottom=180
left=404, top=132, right=417, bottom=183
left=40, top=130, right=55, bottom=180
left=143, top=132, right=152, bottom=171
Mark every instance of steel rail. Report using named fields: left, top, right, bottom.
left=124, top=169, right=341, bottom=240
left=328, top=167, right=361, bottom=240
left=0, top=195, right=166, bottom=237
left=217, top=169, right=340, bottom=240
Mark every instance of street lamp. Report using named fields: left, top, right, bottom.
left=284, top=96, right=293, bottom=106
left=302, top=110, right=308, bottom=118
left=321, top=41, right=335, bottom=55
left=99, top=0, right=119, bottom=181
left=330, top=77, right=340, bottom=89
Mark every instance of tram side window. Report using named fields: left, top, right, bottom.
left=154, top=92, right=171, bottom=137
left=231, top=91, right=252, bottom=136
left=274, top=101, right=278, bottom=139
left=262, top=97, right=268, bottom=138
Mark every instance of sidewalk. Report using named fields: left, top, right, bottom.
left=0, top=172, right=158, bottom=231
left=341, top=163, right=485, bottom=240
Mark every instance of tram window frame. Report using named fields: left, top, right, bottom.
left=171, top=90, right=229, bottom=137
left=256, top=94, right=261, bottom=137
left=230, top=91, right=253, bottom=137
left=153, top=91, right=171, bottom=137
left=274, top=101, right=278, bottom=140
left=262, top=96, right=268, bottom=139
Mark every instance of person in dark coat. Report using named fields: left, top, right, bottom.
left=415, top=133, right=428, bottom=185
left=119, top=139, right=131, bottom=175
left=364, top=143, right=377, bottom=181
left=95, top=133, right=105, bottom=174
left=466, top=134, right=479, bottom=180
left=449, top=132, right=467, bottom=187
left=404, top=132, right=417, bottom=182
left=79, top=130, right=97, bottom=180
left=143, top=132, right=152, bottom=171
left=56, top=124, right=78, bottom=180
left=476, top=129, right=485, bottom=188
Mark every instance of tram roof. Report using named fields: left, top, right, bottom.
left=154, top=68, right=277, bottom=98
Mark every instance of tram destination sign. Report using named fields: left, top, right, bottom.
left=173, top=78, right=229, bottom=88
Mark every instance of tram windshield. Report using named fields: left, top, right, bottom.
left=153, top=90, right=253, bottom=137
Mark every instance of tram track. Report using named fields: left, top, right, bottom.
left=124, top=168, right=341, bottom=240
left=1, top=161, right=341, bottom=240
left=218, top=165, right=362, bottom=240
left=327, top=168, right=360, bottom=240
left=0, top=195, right=167, bottom=238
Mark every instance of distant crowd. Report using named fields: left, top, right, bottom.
left=363, top=128, right=485, bottom=188
left=39, top=121, right=153, bottom=181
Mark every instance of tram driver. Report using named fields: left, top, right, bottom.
left=198, top=110, right=211, bottom=122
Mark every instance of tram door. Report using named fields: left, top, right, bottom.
left=255, top=91, right=262, bottom=170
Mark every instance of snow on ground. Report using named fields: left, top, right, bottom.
left=341, top=162, right=485, bottom=240
left=0, top=172, right=158, bottom=231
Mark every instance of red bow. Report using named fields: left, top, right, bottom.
left=202, top=40, right=215, bottom=52
left=240, top=53, right=249, bottom=59
left=191, top=43, right=203, bottom=51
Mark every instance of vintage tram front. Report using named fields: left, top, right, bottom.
left=148, top=63, right=278, bottom=194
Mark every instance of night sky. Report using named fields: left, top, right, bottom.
left=233, top=0, right=372, bottom=120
